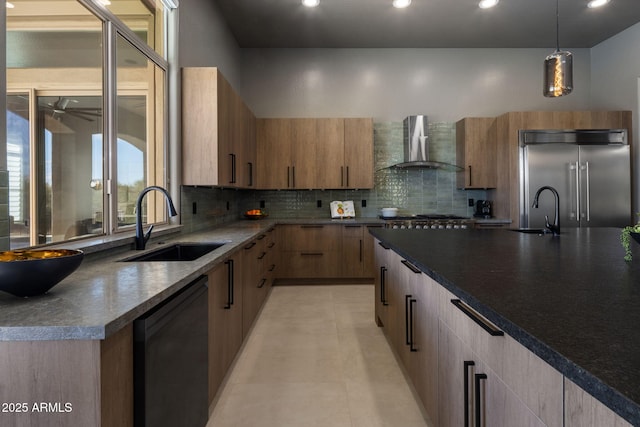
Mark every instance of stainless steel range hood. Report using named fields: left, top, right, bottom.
left=390, top=115, right=461, bottom=170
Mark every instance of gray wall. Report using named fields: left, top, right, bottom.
left=239, top=48, right=592, bottom=122
left=590, top=22, right=640, bottom=212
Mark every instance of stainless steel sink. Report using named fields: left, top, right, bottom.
left=510, top=228, right=550, bottom=235
left=122, top=243, right=226, bottom=262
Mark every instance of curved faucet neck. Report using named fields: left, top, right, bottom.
left=135, top=186, right=178, bottom=250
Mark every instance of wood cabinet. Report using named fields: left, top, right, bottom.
left=340, top=224, right=379, bottom=278
left=182, top=67, right=257, bottom=188
left=456, top=117, right=497, bottom=189
left=278, top=224, right=341, bottom=278
left=0, top=325, right=133, bottom=427
left=378, top=252, right=439, bottom=424
left=240, top=236, right=267, bottom=338
left=256, top=118, right=374, bottom=190
left=564, top=378, right=632, bottom=427
left=436, top=283, right=563, bottom=427
left=277, top=224, right=376, bottom=282
left=373, top=238, right=392, bottom=327
left=208, top=255, right=243, bottom=403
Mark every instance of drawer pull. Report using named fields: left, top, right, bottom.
left=405, top=294, right=412, bottom=345
left=268, top=264, right=276, bottom=272
left=301, top=252, right=323, bottom=256
left=475, top=373, right=487, bottom=427
left=464, top=361, right=475, bottom=427
left=451, top=299, right=504, bottom=336
left=378, top=242, right=391, bottom=250
left=268, top=242, right=276, bottom=249
left=300, top=225, right=324, bottom=229
left=380, top=266, right=388, bottom=306
left=257, top=278, right=267, bottom=289
left=409, top=298, right=417, bottom=352
left=257, top=234, right=266, bottom=240
left=244, top=241, right=256, bottom=250
left=257, top=252, right=267, bottom=260
left=401, top=259, right=421, bottom=274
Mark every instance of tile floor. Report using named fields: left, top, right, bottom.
left=207, top=284, right=433, bottom=427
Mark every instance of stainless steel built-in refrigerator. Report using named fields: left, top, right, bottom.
left=520, top=129, right=631, bottom=229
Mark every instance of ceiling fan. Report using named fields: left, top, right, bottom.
left=41, top=97, right=102, bottom=121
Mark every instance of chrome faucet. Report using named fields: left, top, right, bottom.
left=135, top=186, right=178, bottom=250
left=532, top=186, right=560, bottom=236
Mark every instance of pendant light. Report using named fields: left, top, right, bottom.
left=543, top=0, right=573, bottom=97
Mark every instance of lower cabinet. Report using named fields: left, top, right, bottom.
left=564, top=378, right=632, bottom=427
left=208, top=256, right=243, bottom=404
left=241, top=233, right=271, bottom=338
left=277, top=224, right=376, bottom=281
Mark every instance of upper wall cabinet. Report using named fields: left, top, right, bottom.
left=182, top=67, right=256, bottom=188
left=456, top=117, right=497, bottom=189
left=256, top=117, right=374, bottom=190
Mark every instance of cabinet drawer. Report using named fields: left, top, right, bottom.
left=279, top=251, right=340, bottom=278
left=279, top=224, right=340, bottom=251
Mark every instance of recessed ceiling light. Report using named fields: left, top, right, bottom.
left=479, top=0, right=499, bottom=9
left=302, top=0, right=319, bottom=7
left=587, top=0, right=610, bottom=8
left=6, top=1, right=15, bottom=7
left=392, top=0, right=411, bottom=8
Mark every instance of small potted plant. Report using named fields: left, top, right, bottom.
left=621, top=213, right=640, bottom=262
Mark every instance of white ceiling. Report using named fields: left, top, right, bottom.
left=211, top=0, right=640, bottom=48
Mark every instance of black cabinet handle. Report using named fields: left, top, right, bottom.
left=475, top=373, right=487, bottom=427
left=346, top=166, right=350, bottom=187
left=292, top=166, right=296, bottom=187
left=257, top=234, right=266, bottom=240
left=401, top=259, right=421, bottom=274
left=464, top=361, right=475, bottom=427
left=268, top=264, right=276, bottom=272
left=405, top=294, right=412, bottom=345
left=224, top=259, right=234, bottom=309
left=341, top=166, right=344, bottom=187
left=244, top=241, right=256, bottom=250
left=257, top=278, right=267, bottom=289
left=468, top=165, right=472, bottom=187
left=301, top=252, right=323, bottom=256
left=229, top=153, right=236, bottom=184
left=451, top=299, right=504, bottom=336
left=257, top=252, right=267, bottom=260
left=378, top=241, right=391, bottom=250
left=287, top=166, right=291, bottom=188
left=268, top=242, right=276, bottom=249
left=301, top=225, right=324, bottom=229
left=409, top=298, right=417, bottom=352
left=359, top=239, right=363, bottom=262
left=248, top=162, right=253, bottom=187
left=380, top=266, right=388, bottom=306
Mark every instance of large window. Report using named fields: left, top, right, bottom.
left=5, top=0, right=172, bottom=249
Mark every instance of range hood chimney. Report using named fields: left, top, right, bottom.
left=392, top=115, right=460, bottom=170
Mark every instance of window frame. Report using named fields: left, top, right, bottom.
left=4, top=0, right=174, bottom=248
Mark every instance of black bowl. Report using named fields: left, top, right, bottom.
left=0, top=249, right=84, bottom=297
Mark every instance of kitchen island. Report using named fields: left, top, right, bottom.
left=370, top=227, right=640, bottom=426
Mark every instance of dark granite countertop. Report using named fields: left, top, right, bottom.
left=369, top=227, right=640, bottom=425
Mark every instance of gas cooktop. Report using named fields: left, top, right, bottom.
left=379, top=214, right=469, bottom=220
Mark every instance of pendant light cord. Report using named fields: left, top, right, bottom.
left=555, top=0, right=560, bottom=52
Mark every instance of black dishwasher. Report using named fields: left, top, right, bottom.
left=134, top=276, right=208, bottom=427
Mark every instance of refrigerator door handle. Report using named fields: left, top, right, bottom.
left=584, top=161, right=590, bottom=222
left=574, top=161, right=581, bottom=222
